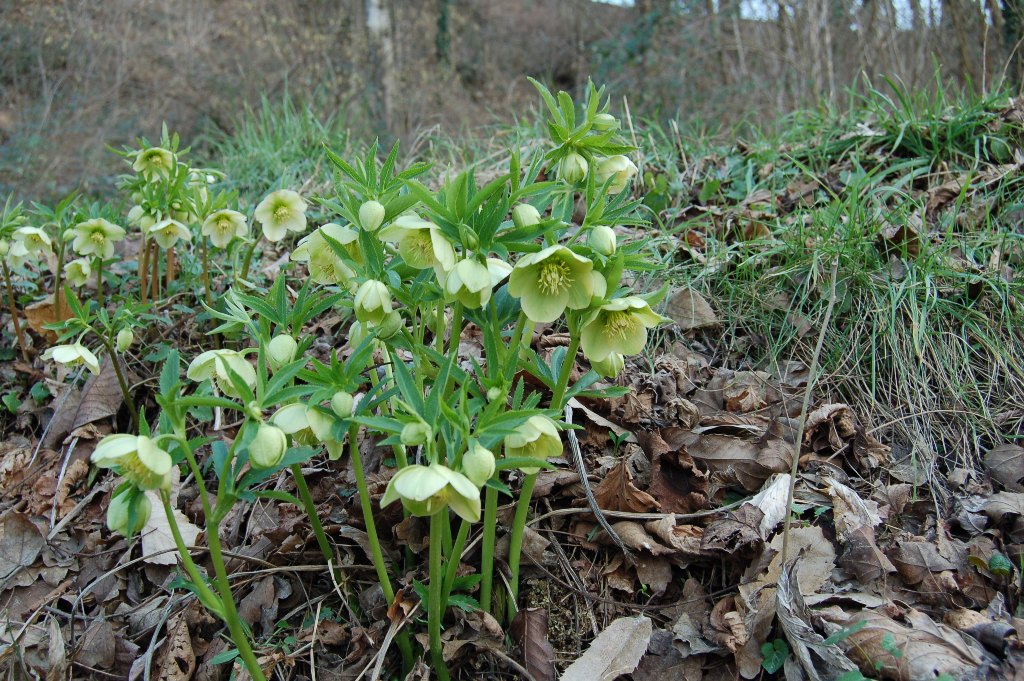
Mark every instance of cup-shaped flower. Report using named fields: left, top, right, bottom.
left=132, top=147, right=176, bottom=180
left=116, top=327, right=134, bottom=353
left=43, top=342, right=100, bottom=375
left=272, top=403, right=316, bottom=446
left=13, top=226, right=52, bottom=254
left=508, top=245, right=594, bottom=323
left=92, top=434, right=173, bottom=491
left=444, top=258, right=493, bottom=309
left=5, top=241, right=33, bottom=269
left=71, top=219, right=125, bottom=259
left=202, top=209, right=248, bottom=248
left=504, top=415, right=562, bottom=475
left=354, top=279, right=392, bottom=325
left=186, top=349, right=257, bottom=398
left=591, top=351, right=625, bottom=379
left=255, top=190, right=307, bottom=242
left=462, top=441, right=495, bottom=487
left=305, top=406, right=345, bottom=459
left=595, top=155, right=638, bottom=195
left=359, top=200, right=386, bottom=232
left=127, top=206, right=157, bottom=231
left=580, top=297, right=667, bottom=362
left=592, top=113, right=619, bottom=131
left=588, top=225, right=617, bottom=256
left=512, top=204, right=541, bottom=229
left=377, top=215, right=456, bottom=272
left=149, top=219, right=192, bottom=249
left=107, top=488, right=152, bottom=537
left=381, top=463, right=481, bottom=522
left=64, top=258, right=92, bottom=287
left=249, top=422, right=288, bottom=468
left=267, top=334, right=297, bottom=370
left=559, top=152, right=589, bottom=184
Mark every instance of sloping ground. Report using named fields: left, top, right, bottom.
left=1, top=85, right=1023, bottom=680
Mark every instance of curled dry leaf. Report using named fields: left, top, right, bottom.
left=644, top=516, right=709, bottom=563
left=0, top=512, right=45, bottom=588
left=643, top=430, right=710, bottom=513
left=593, top=459, right=660, bottom=513
left=701, top=504, right=765, bottom=561
left=749, top=473, right=792, bottom=538
left=708, top=596, right=747, bottom=652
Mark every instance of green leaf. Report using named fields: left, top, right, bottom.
left=760, top=639, right=788, bottom=674
left=988, top=552, right=1014, bottom=576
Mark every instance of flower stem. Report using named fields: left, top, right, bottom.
left=506, top=472, right=537, bottom=622
left=159, top=493, right=224, bottom=614
left=239, top=238, right=260, bottom=282
left=201, top=238, right=213, bottom=308
left=289, top=463, right=333, bottom=566
left=347, top=423, right=414, bottom=670
left=550, top=333, right=581, bottom=409
left=441, top=519, right=469, bottom=605
left=428, top=513, right=451, bottom=681
left=100, top=337, right=139, bottom=432
left=166, top=246, right=176, bottom=288
left=139, top=234, right=149, bottom=305
left=54, top=241, right=64, bottom=319
left=1, top=260, right=30, bottom=364
left=95, top=257, right=104, bottom=308
left=479, top=485, right=498, bottom=614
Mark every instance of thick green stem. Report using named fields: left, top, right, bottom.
left=1, top=261, right=30, bottom=364
left=448, top=303, right=463, bottom=355
left=550, top=333, right=581, bottom=409
left=239, top=238, right=260, bottom=282
left=506, top=473, right=537, bottom=622
left=290, top=464, right=333, bottom=566
left=54, top=242, right=64, bottom=319
left=95, top=257, right=104, bottom=308
left=428, top=514, right=451, bottom=681
left=479, top=485, right=498, bottom=614
left=442, top=520, right=470, bottom=605
left=201, top=238, right=213, bottom=308
left=347, top=423, right=414, bottom=670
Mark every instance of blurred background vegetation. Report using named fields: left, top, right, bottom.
left=0, top=0, right=1016, bottom=200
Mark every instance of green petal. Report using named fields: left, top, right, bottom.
left=136, top=436, right=173, bottom=475
left=581, top=319, right=614, bottom=362
left=394, top=465, right=447, bottom=501
left=521, top=288, right=569, bottom=323
left=617, top=325, right=649, bottom=357
left=448, top=491, right=481, bottom=523
left=92, top=434, right=139, bottom=466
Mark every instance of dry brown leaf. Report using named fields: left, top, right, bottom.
left=155, top=615, right=195, bottom=681
left=0, top=512, right=45, bottom=588
left=708, top=597, right=747, bottom=652
left=559, top=616, right=652, bottom=681
left=701, top=505, right=765, bottom=561
left=826, top=477, right=883, bottom=540
left=237, top=576, right=277, bottom=636
left=749, top=474, right=792, bottom=538
left=889, top=541, right=959, bottom=586
left=76, top=620, right=116, bottom=670
left=24, top=294, right=71, bottom=344
left=740, top=526, right=836, bottom=604
left=610, top=521, right=676, bottom=556
left=644, top=516, right=708, bottom=563
left=635, top=556, right=673, bottom=596
left=838, top=526, right=897, bottom=583
left=666, top=288, right=718, bottom=331
left=984, top=491, right=1024, bottom=522
left=593, top=459, right=660, bottom=513
left=985, top=444, right=1024, bottom=491
left=510, top=608, right=556, bottom=681
left=644, top=431, right=710, bottom=513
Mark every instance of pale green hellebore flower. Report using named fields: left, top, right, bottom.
left=64, top=258, right=92, bottom=287
left=380, top=463, right=482, bottom=522
left=359, top=200, right=386, bottom=232
left=377, top=215, right=456, bottom=272
left=72, top=219, right=125, bottom=259
left=291, top=223, right=359, bottom=286
left=559, top=152, right=589, bottom=184
left=580, top=297, right=667, bottom=363
left=202, top=209, right=248, bottom=248
left=444, top=258, right=493, bottom=309
left=461, top=441, right=495, bottom=487
left=0, top=240, right=8, bottom=257
left=186, top=349, right=257, bottom=398
left=13, top=226, right=52, bottom=254
left=255, top=190, right=307, bottom=242
left=148, top=219, right=192, bottom=249
left=504, top=415, right=562, bottom=475
left=127, top=205, right=157, bottom=231
left=107, top=488, right=151, bottom=537
left=591, top=351, right=625, bottom=379
left=305, top=406, right=345, bottom=459
left=5, top=241, right=34, bottom=269
left=92, top=434, right=173, bottom=491
left=132, top=147, right=176, bottom=181
left=249, top=423, right=288, bottom=468
left=508, top=245, right=594, bottom=323
left=354, top=279, right=392, bottom=325
left=276, top=404, right=345, bottom=460
left=595, top=155, right=638, bottom=195
left=588, top=225, right=617, bottom=256
left=43, top=342, right=101, bottom=375
left=512, top=204, right=541, bottom=229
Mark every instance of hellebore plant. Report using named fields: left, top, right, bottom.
left=75, top=80, right=665, bottom=681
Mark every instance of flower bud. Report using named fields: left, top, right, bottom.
left=267, top=334, right=298, bottom=370
left=593, top=113, right=619, bottom=131
left=376, top=309, right=403, bottom=339
left=354, top=279, right=392, bottom=325
left=401, top=422, right=432, bottom=447
left=458, top=224, right=479, bottom=251
left=116, top=327, right=134, bottom=353
left=486, top=386, right=503, bottom=402
left=62, top=229, right=76, bottom=242
left=595, top=155, right=638, bottom=194
left=250, top=422, right=288, bottom=468
left=359, top=200, right=386, bottom=232
left=512, top=204, right=541, bottom=229
left=0, top=240, right=8, bottom=257
left=588, top=225, right=617, bottom=256
left=559, top=152, right=588, bottom=184
left=107, top=489, right=152, bottom=537
left=461, top=441, right=495, bottom=487
left=331, top=391, right=354, bottom=418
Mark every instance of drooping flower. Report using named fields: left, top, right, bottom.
left=5, top=241, right=34, bottom=269
left=380, top=463, right=482, bottom=522
left=591, top=351, right=625, bottom=379
left=401, top=421, right=432, bottom=447
left=202, top=209, right=248, bottom=248
left=13, top=226, right=52, bottom=255
left=43, top=342, right=101, bottom=375
left=64, top=258, right=93, bottom=287
left=588, top=225, right=617, bottom=256
left=486, top=258, right=512, bottom=287
left=71, top=219, right=124, bottom=259
left=559, top=152, right=589, bottom=184
left=504, top=415, right=562, bottom=475
left=377, top=215, right=456, bottom=272
left=305, top=406, right=345, bottom=459
left=595, top=155, right=638, bottom=194
left=354, top=279, right=392, bottom=326
left=444, top=258, right=493, bottom=309
left=512, top=204, right=541, bottom=229
left=461, top=441, right=495, bottom=487
left=358, top=200, right=386, bottom=232
left=127, top=205, right=157, bottom=231
left=272, top=403, right=316, bottom=446
left=186, top=349, right=257, bottom=398
left=148, top=219, right=191, bottom=249
left=580, top=297, right=667, bottom=363
left=249, top=422, right=288, bottom=468
left=508, top=245, right=594, bottom=323
left=107, top=488, right=152, bottom=537
left=92, top=434, right=173, bottom=490
left=132, top=147, right=176, bottom=181
left=254, top=190, right=307, bottom=242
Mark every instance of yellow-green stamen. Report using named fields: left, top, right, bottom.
left=537, top=260, right=573, bottom=295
